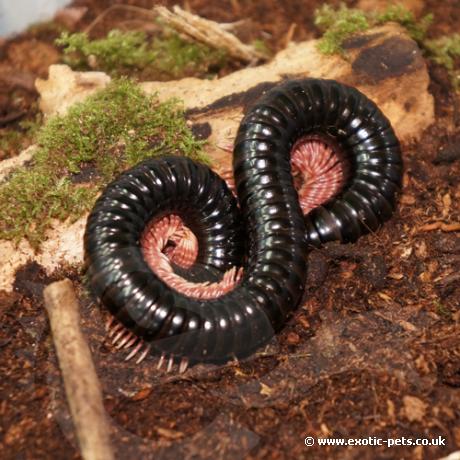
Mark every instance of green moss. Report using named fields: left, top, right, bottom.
left=314, top=4, right=460, bottom=91
left=56, top=30, right=156, bottom=74
left=375, top=5, right=433, bottom=43
left=56, top=29, right=228, bottom=79
left=314, top=3, right=432, bottom=55
left=0, top=79, right=207, bottom=248
left=314, top=4, right=370, bottom=55
left=425, top=34, right=460, bottom=89
left=149, top=33, right=227, bottom=79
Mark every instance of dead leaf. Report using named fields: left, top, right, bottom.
left=131, top=387, right=152, bottom=401
left=157, top=427, right=184, bottom=439
left=260, top=382, right=273, bottom=397
left=401, top=395, right=427, bottom=422
left=398, top=320, right=418, bottom=332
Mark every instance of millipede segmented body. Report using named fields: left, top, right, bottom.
left=84, top=79, right=402, bottom=364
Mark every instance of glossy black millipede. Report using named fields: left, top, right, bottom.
left=84, top=78, right=403, bottom=364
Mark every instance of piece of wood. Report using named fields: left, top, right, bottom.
left=155, top=5, right=266, bottom=63
left=43, top=279, right=114, bottom=460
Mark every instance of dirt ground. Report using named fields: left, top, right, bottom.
left=0, top=1, right=459, bottom=459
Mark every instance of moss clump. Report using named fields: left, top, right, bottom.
left=314, top=4, right=370, bottom=55
left=56, top=30, right=156, bottom=74
left=314, top=4, right=460, bottom=90
left=56, top=29, right=227, bottom=79
left=0, top=79, right=207, bottom=247
left=149, top=33, right=227, bottom=79
left=375, top=5, right=432, bottom=43
left=314, top=3, right=432, bottom=55
left=425, top=34, right=460, bottom=90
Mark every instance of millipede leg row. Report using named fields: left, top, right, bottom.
left=84, top=79, right=402, bottom=364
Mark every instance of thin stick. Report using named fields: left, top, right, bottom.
left=43, top=279, right=114, bottom=460
left=155, top=5, right=266, bottom=63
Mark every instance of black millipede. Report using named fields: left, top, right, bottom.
left=84, top=78, right=402, bottom=365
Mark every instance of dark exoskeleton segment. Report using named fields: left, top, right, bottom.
left=84, top=79, right=403, bottom=363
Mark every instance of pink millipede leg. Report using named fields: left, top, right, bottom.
left=135, top=345, right=151, bottom=364
left=139, top=137, right=345, bottom=302
left=112, top=329, right=127, bottom=346
left=157, top=353, right=165, bottom=370
left=108, top=322, right=123, bottom=338
left=125, top=341, right=143, bottom=361
left=179, top=358, right=189, bottom=374
left=116, top=331, right=134, bottom=349
left=123, top=336, right=138, bottom=350
left=166, top=356, right=174, bottom=373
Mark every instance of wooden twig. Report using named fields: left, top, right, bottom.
left=43, top=279, right=114, bottom=460
left=155, top=5, right=266, bottom=63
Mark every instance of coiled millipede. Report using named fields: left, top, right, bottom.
left=84, top=79, right=402, bottom=372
